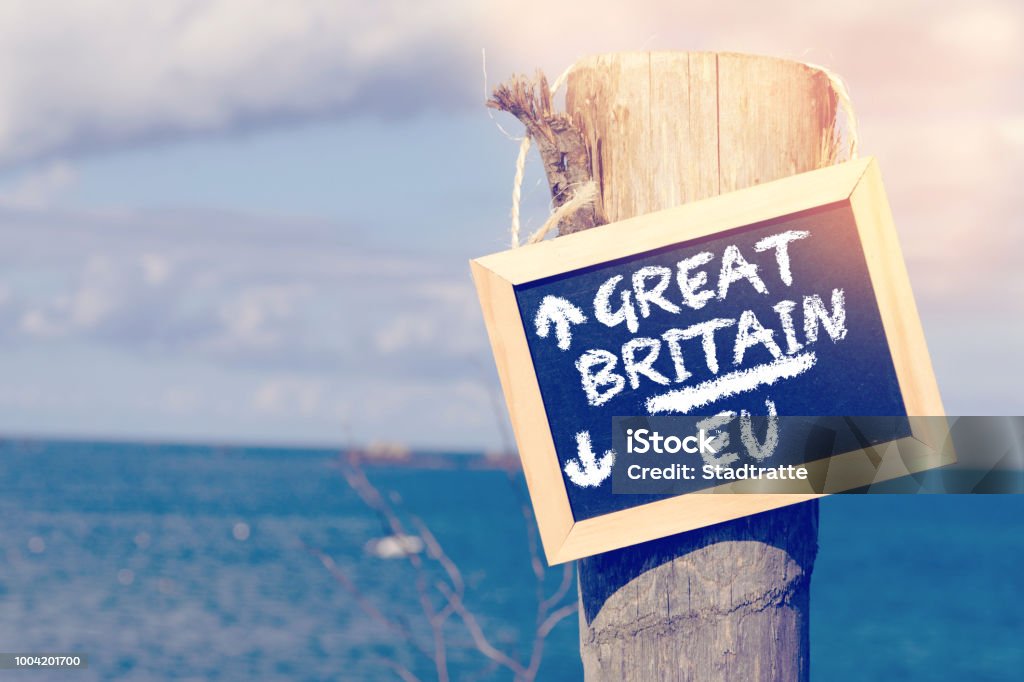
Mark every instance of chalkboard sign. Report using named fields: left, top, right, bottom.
left=471, top=158, right=946, bottom=563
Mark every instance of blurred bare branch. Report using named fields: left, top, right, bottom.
left=310, top=449, right=577, bottom=681
left=305, top=544, right=427, bottom=656
left=374, top=656, right=423, bottom=682
left=312, top=367, right=577, bottom=680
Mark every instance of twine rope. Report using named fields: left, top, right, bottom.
left=526, top=181, right=598, bottom=245
left=509, top=136, right=530, bottom=248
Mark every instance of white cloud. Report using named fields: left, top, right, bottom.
left=0, top=200, right=505, bottom=446
left=0, top=161, right=77, bottom=208
left=0, top=0, right=1019, bottom=170
left=19, top=309, right=62, bottom=337
left=0, top=1, right=478, bottom=167
left=374, top=314, right=437, bottom=354
left=140, top=253, right=172, bottom=286
left=208, top=283, right=312, bottom=352
left=17, top=254, right=120, bottom=337
left=929, top=5, right=1021, bottom=63
left=160, top=385, right=201, bottom=414
left=373, top=281, right=482, bottom=355
left=1000, top=118, right=1024, bottom=147
left=0, top=202, right=487, bottom=378
left=252, top=377, right=324, bottom=416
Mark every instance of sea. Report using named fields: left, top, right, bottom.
left=0, top=439, right=1021, bottom=681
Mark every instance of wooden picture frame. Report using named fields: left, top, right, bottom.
left=471, top=157, right=949, bottom=564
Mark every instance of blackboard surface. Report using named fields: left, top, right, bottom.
left=514, top=204, right=908, bottom=522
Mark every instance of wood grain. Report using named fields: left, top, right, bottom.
left=566, top=52, right=837, bottom=223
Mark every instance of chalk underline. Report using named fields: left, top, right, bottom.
left=645, top=352, right=818, bottom=414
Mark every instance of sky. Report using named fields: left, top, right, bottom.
left=0, top=0, right=1020, bottom=450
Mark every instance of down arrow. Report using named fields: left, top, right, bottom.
left=564, top=431, right=615, bottom=488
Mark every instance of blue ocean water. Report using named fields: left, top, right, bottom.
left=0, top=440, right=1020, bottom=680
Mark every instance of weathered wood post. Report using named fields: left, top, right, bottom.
left=492, top=51, right=843, bottom=681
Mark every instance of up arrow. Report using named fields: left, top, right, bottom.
left=564, top=431, right=615, bottom=488
left=534, top=295, right=587, bottom=351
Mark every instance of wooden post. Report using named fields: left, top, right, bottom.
left=565, top=52, right=835, bottom=682
left=490, top=51, right=842, bottom=680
